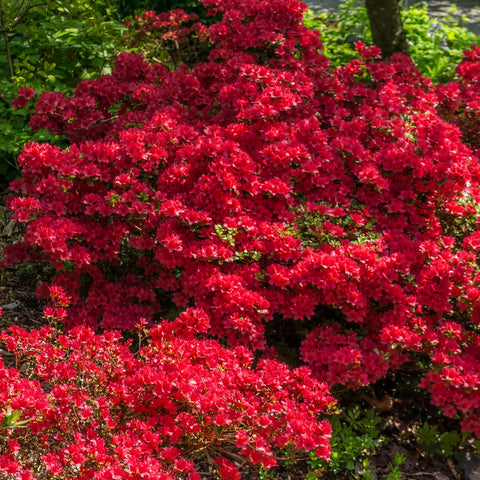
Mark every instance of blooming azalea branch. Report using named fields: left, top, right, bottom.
left=0, top=295, right=333, bottom=479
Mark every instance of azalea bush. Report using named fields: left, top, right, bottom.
left=418, top=44, right=480, bottom=432
left=4, top=0, right=480, bottom=465
left=124, top=9, right=212, bottom=69
left=0, top=290, right=333, bottom=479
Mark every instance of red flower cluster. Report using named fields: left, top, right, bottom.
left=11, top=87, right=35, bottom=110
left=0, top=293, right=333, bottom=479
left=131, top=9, right=209, bottom=45
left=4, top=0, right=480, bottom=439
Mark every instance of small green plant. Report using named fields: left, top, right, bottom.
left=0, top=406, right=31, bottom=438
left=354, top=458, right=375, bottom=480
left=416, top=422, right=463, bottom=461
left=307, top=406, right=385, bottom=477
left=258, top=466, right=278, bottom=480
left=386, top=451, right=406, bottom=480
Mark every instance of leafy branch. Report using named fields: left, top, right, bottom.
left=0, top=0, right=48, bottom=78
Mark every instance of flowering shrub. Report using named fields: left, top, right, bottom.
left=436, top=45, right=480, bottom=153
left=10, top=88, right=36, bottom=110
left=0, top=290, right=333, bottom=479
left=125, top=9, right=211, bottom=69
left=4, top=0, right=480, bottom=439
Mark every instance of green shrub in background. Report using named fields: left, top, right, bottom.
left=303, top=0, right=370, bottom=67
left=304, top=1, right=479, bottom=84
left=6, top=0, right=125, bottom=90
left=404, top=3, right=478, bottom=82
left=307, top=406, right=385, bottom=478
left=0, top=0, right=126, bottom=183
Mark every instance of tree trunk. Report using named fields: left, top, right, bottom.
left=365, top=0, right=409, bottom=59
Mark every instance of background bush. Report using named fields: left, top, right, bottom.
left=304, top=0, right=479, bottom=83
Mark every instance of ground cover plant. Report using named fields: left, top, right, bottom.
left=2, top=0, right=480, bottom=477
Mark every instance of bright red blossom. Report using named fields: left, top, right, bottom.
left=0, top=298, right=333, bottom=478
left=3, top=0, right=480, bottom=459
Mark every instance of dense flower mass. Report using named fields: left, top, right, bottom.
left=4, top=0, right=480, bottom=450
left=0, top=293, right=333, bottom=479
left=11, top=87, right=36, bottom=110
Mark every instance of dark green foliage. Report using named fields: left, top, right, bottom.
left=308, top=406, right=385, bottom=476
left=9, top=1, right=126, bottom=90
